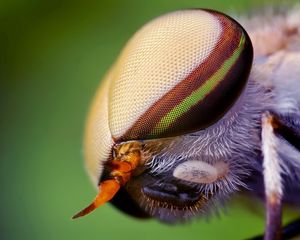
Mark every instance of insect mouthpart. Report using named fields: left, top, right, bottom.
left=142, top=181, right=211, bottom=210
left=136, top=159, right=229, bottom=219
left=72, top=141, right=145, bottom=219
left=129, top=167, right=217, bottom=223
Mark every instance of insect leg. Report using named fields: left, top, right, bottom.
left=282, top=218, right=300, bottom=239
left=250, top=112, right=300, bottom=240
left=248, top=218, right=300, bottom=240
left=261, top=112, right=283, bottom=240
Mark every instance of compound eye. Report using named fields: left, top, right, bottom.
left=108, top=9, right=253, bottom=141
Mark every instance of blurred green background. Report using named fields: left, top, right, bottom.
left=1, top=0, right=299, bottom=239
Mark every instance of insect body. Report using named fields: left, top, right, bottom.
left=73, top=8, right=300, bottom=240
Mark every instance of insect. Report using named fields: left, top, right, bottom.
left=73, top=8, right=300, bottom=240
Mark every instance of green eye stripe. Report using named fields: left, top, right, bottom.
left=150, top=34, right=246, bottom=136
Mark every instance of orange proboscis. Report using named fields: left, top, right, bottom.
left=72, top=155, right=140, bottom=219
left=72, top=179, right=120, bottom=219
